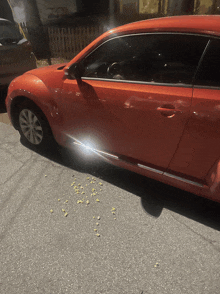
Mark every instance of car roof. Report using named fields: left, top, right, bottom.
left=0, top=18, right=12, bottom=24
left=111, top=15, right=220, bottom=37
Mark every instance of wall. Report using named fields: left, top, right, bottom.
left=196, top=0, right=213, bottom=14
left=120, top=0, right=139, bottom=14
left=8, top=0, right=77, bottom=25
left=139, top=0, right=159, bottom=14
left=138, top=0, right=216, bottom=16
left=36, top=0, right=77, bottom=24
left=8, top=0, right=27, bottom=23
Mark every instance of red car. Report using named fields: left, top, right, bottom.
left=6, top=15, right=220, bottom=202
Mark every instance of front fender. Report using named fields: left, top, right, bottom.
left=7, top=73, right=63, bottom=130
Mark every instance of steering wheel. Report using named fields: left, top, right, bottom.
left=107, top=62, right=125, bottom=79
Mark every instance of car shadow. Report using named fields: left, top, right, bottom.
left=0, top=88, right=7, bottom=113
left=20, top=137, right=220, bottom=232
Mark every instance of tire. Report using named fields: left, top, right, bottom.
left=17, top=101, right=53, bottom=150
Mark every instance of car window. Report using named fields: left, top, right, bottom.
left=194, top=39, right=220, bottom=88
left=81, top=33, right=209, bottom=85
left=0, top=22, right=23, bottom=45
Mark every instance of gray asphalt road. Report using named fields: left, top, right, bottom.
left=1, top=122, right=220, bottom=294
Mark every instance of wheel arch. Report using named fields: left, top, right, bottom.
left=10, top=96, right=51, bottom=131
left=8, top=73, right=63, bottom=132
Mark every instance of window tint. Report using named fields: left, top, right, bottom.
left=81, top=34, right=208, bottom=84
left=0, top=22, right=23, bottom=45
left=194, top=39, right=220, bottom=88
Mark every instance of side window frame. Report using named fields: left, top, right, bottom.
left=80, top=32, right=209, bottom=87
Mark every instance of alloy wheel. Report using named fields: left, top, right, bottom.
left=19, top=109, right=43, bottom=145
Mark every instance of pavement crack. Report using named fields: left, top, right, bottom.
left=0, top=156, right=34, bottom=186
left=0, top=145, right=30, bottom=164
left=0, top=161, right=49, bottom=243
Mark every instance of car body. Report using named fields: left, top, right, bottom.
left=5, top=15, right=220, bottom=202
left=0, top=18, right=36, bottom=93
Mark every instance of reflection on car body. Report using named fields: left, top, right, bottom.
left=5, top=15, right=220, bottom=203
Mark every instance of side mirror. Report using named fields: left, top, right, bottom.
left=64, top=63, right=83, bottom=80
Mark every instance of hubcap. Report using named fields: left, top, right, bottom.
left=19, top=109, right=43, bottom=145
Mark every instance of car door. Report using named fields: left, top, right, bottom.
left=61, top=33, right=208, bottom=170
left=168, top=38, right=220, bottom=183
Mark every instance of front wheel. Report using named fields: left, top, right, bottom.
left=17, top=102, right=53, bottom=149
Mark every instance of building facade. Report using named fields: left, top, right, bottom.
left=3, top=0, right=220, bottom=26
left=7, top=0, right=77, bottom=24
left=36, top=0, right=77, bottom=24
left=119, top=0, right=220, bottom=15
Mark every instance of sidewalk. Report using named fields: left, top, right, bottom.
left=0, top=90, right=11, bottom=125
left=0, top=88, right=11, bottom=125
left=0, top=112, right=11, bottom=125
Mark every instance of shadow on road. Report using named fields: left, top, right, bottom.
left=20, top=137, right=220, bottom=232
left=0, top=88, right=7, bottom=113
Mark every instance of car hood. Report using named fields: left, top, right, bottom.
left=26, top=63, right=67, bottom=80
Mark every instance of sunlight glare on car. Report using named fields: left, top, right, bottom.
left=66, top=134, right=119, bottom=161
left=73, top=140, right=95, bottom=155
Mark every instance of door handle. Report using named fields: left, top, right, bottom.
left=157, top=107, right=182, bottom=113
left=157, top=106, right=182, bottom=117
